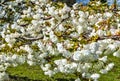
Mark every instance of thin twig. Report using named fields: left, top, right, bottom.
left=52, top=16, right=70, bottom=31
left=0, top=3, right=7, bottom=8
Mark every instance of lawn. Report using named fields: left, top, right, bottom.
left=6, top=54, right=120, bottom=81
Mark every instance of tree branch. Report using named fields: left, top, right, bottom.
left=19, top=35, right=43, bottom=41
left=52, top=16, right=70, bottom=31
left=98, top=35, right=120, bottom=40
left=41, top=16, right=52, bottom=20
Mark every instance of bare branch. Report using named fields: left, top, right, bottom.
left=19, top=35, right=43, bottom=41
left=41, top=16, right=52, bottom=20
left=98, top=35, right=120, bottom=40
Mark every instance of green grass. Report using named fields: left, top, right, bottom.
left=6, top=55, right=120, bottom=81
left=6, top=63, right=77, bottom=81
left=6, top=64, right=51, bottom=81
left=99, top=55, right=120, bottom=81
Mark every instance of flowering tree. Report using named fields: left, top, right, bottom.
left=0, top=0, right=120, bottom=81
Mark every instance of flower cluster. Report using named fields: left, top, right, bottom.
left=0, top=0, right=120, bottom=81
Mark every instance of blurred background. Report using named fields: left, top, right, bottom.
left=52, top=0, right=120, bottom=7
